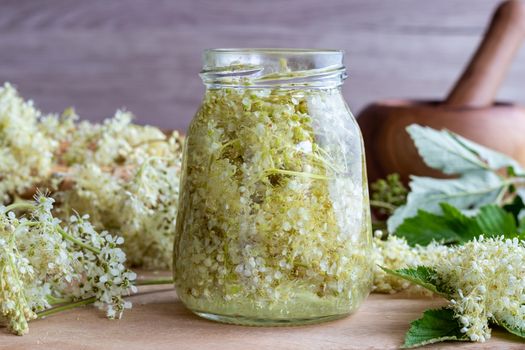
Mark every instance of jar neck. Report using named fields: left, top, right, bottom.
left=200, top=49, right=347, bottom=89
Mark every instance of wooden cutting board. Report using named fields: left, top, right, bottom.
left=1, top=272, right=522, bottom=350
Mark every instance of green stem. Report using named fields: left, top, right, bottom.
left=506, top=177, right=525, bottom=185
left=495, top=186, right=509, bottom=207
left=47, top=295, right=72, bottom=305
left=136, top=277, right=174, bottom=286
left=131, top=138, right=167, bottom=149
left=5, top=201, right=101, bottom=254
left=4, top=201, right=35, bottom=212
left=24, top=221, right=39, bottom=227
left=370, top=200, right=396, bottom=212
left=56, top=226, right=100, bottom=255
left=37, top=297, right=96, bottom=318
left=265, top=168, right=333, bottom=181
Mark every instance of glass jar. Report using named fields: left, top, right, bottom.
left=174, top=49, right=373, bottom=326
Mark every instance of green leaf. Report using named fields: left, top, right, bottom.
left=396, top=210, right=463, bottom=246
left=381, top=266, right=449, bottom=297
left=388, top=171, right=506, bottom=232
left=406, top=124, right=524, bottom=175
left=502, top=195, right=525, bottom=223
left=402, top=308, right=469, bottom=348
left=440, top=203, right=483, bottom=238
left=395, top=203, right=482, bottom=246
left=475, top=205, right=517, bottom=236
left=394, top=201, right=519, bottom=246
left=389, top=124, right=524, bottom=233
left=497, top=318, right=525, bottom=339
left=452, top=132, right=525, bottom=175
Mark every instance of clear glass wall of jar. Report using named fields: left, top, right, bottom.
left=174, top=49, right=373, bottom=326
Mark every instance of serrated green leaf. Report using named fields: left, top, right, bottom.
left=389, top=124, right=524, bottom=233
left=395, top=210, right=463, bottom=246
left=381, top=266, right=450, bottom=297
left=395, top=203, right=482, bottom=246
left=497, top=318, right=525, bottom=339
left=476, top=205, right=517, bottom=237
left=387, top=172, right=505, bottom=233
left=394, top=202, right=518, bottom=246
left=402, top=308, right=469, bottom=348
left=406, top=124, right=524, bottom=175
left=440, top=203, right=483, bottom=238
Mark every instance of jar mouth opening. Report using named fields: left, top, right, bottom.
left=205, top=48, right=344, bottom=55
left=201, top=48, right=346, bottom=88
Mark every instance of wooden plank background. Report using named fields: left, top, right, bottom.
left=1, top=0, right=525, bottom=131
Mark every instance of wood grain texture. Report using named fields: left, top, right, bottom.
left=2, top=0, right=525, bottom=131
left=0, top=278, right=523, bottom=350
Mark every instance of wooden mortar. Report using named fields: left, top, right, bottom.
left=358, top=0, right=525, bottom=182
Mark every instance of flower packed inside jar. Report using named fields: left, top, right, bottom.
left=174, top=86, right=373, bottom=322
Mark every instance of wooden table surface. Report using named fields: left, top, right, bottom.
left=1, top=273, right=523, bottom=350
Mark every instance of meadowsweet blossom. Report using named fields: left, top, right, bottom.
left=371, top=231, right=448, bottom=294
left=0, top=213, right=36, bottom=335
left=0, top=83, right=57, bottom=202
left=59, top=109, right=169, bottom=167
left=62, top=215, right=137, bottom=319
left=0, top=194, right=136, bottom=335
left=374, top=234, right=525, bottom=343
left=54, top=145, right=183, bottom=269
left=0, top=82, right=184, bottom=270
left=434, top=236, right=525, bottom=342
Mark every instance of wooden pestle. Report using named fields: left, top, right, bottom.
left=446, top=0, right=525, bottom=108
left=358, top=0, right=525, bottom=183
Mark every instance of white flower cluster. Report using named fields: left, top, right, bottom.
left=0, top=83, right=57, bottom=202
left=63, top=215, right=138, bottom=319
left=0, top=194, right=136, bottom=335
left=0, top=217, right=36, bottom=335
left=0, top=82, right=184, bottom=270
left=373, top=234, right=525, bottom=343
left=48, top=112, right=183, bottom=269
left=371, top=231, right=448, bottom=294
left=435, top=236, right=525, bottom=342
left=55, top=146, right=182, bottom=269
left=57, top=109, right=175, bottom=167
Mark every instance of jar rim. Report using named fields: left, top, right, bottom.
left=204, top=48, right=344, bottom=55
left=201, top=48, right=347, bottom=89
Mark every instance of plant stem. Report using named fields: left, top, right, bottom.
left=56, top=226, right=100, bottom=255
left=370, top=200, right=396, bottom=212
left=131, top=138, right=168, bottom=149
left=265, top=168, right=333, bottom=180
left=37, top=297, right=96, bottom=318
left=507, top=177, right=525, bottom=186
left=6, top=200, right=101, bottom=255
left=4, top=201, right=35, bottom=212
left=47, top=295, right=72, bottom=305
left=495, top=186, right=509, bottom=207
left=136, top=277, right=173, bottom=286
